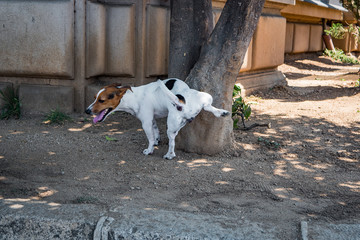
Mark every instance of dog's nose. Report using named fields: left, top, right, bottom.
left=85, top=108, right=92, bottom=114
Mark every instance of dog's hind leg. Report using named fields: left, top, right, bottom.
left=153, top=120, right=160, bottom=146
left=199, top=92, right=230, bottom=117
left=204, top=104, right=230, bottom=118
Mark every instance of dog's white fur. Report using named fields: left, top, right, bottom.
left=86, top=78, right=229, bottom=159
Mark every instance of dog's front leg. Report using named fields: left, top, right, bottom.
left=142, top=120, right=156, bottom=155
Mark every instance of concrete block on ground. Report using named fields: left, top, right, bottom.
left=236, top=70, right=287, bottom=96
left=19, top=84, right=74, bottom=114
left=0, top=82, right=13, bottom=109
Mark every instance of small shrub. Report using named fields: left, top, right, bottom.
left=0, top=86, right=21, bottom=120
left=232, top=84, right=252, bottom=129
left=324, top=48, right=360, bottom=64
left=43, top=109, right=72, bottom=124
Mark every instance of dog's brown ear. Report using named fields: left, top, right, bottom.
left=115, top=86, right=132, bottom=97
left=108, top=83, right=122, bottom=88
left=121, top=86, right=132, bottom=92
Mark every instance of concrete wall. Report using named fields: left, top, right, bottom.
left=285, top=23, right=324, bottom=53
left=252, top=15, right=286, bottom=70
left=309, top=24, right=323, bottom=52
left=86, top=2, right=136, bottom=78
left=282, top=0, right=349, bottom=54
left=0, top=0, right=171, bottom=114
left=3, top=0, right=324, bottom=113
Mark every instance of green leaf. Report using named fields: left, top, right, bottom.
left=233, top=118, right=239, bottom=129
left=105, top=136, right=117, bottom=141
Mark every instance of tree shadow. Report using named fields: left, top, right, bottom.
left=255, top=83, right=360, bottom=102
left=0, top=111, right=359, bottom=229
left=230, top=113, right=360, bottom=220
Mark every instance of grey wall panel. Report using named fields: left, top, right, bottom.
left=86, top=2, right=106, bottom=78
left=146, top=5, right=169, bottom=77
left=105, top=4, right=136, bottom=77
left=0, top=0, right=74, bottom=78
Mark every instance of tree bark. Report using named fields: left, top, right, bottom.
left=168, top=0, right=213, bottom=80
left=172, top=0, right=266, bottom=154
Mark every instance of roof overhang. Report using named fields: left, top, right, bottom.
left=281, top=0, right=344, bottom=23
left=300, top=0, right=347, bottom=11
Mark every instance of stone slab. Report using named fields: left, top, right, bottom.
left=236, top=70, right=287, bottom=96
left=0, top=199, right=279, bottom=240
left=302, top=221, right=360, bottom=240
left=19, top=84, right=74, bottom=114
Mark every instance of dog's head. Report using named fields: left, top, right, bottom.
left=85, top=84, right=132, bottom=123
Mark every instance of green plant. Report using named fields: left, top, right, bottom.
left=325, top=23, right=360, bottom=41
left=43, top=109, right=72, bottom=124
left=324, top=48, right=360, bottom=64
left=0, top=86, right=21, bottom=120
left=324, top=23, right=348, bottom=39
left=105, top=136, right=118, bottom=141
left=355, top=79, right=360, bottom=87
left=232, top=84, right=252, bottom=129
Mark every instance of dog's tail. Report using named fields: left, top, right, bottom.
left=157, top=80, right=185, bottom=111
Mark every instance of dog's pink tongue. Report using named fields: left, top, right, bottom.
left=93, top=110, right=106, bottom=124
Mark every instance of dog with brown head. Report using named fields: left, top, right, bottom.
left=85, top=84, right=132, bottom=123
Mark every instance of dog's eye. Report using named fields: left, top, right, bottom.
left=98, top=99, right=105, bottom=103
left=108, top=93, right=114, bottom=100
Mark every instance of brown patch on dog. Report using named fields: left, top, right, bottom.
left=92, top=85, right=132, bottom=114
left=176, top=94, right=186, bottom=104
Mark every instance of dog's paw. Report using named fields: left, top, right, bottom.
left=221, top=111, right=230, bottom=117
left=163, top=152, right=176, bottom=160
left=143, top=148, right=153, bottom=155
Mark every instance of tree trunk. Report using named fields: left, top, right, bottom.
left=171, top=0, right=265, bottom=154
left=168, top=0, right=213, bottom=80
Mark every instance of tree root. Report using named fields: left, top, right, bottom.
left=237, top=113, right=271, bottom=131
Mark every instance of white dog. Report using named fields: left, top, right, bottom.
left=85, top=78, right=230, bottom=159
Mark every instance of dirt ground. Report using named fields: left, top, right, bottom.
left=1, top=53, right=360, bottom=239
